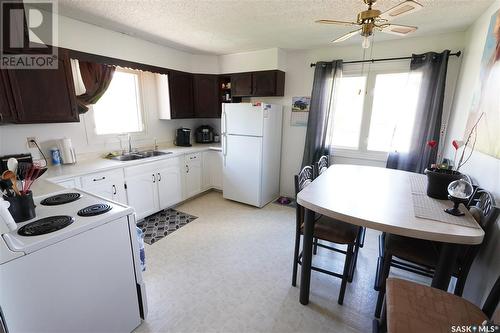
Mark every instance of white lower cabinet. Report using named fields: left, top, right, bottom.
left=54, top=177, right=82, bottom=189
left=124, top=164, right=159, bottom=219
left=124, top=158, right=183, bottom=220
left=80, top=170, right=127, bottom=205
left=202, top=150, right=223, bottom=190
left=157, top=158, right=183, bottom=209
left=183, top=153, right=202, bottom=199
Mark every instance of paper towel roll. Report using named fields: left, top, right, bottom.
left=59, top=138, right=77, bottom=164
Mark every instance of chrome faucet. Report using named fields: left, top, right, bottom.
left=128, top=133, right=133, bottom=154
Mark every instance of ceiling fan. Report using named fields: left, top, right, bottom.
left=316, top=0, right=423, bottom=49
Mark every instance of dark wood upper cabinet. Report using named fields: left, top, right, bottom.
left=7, top=49, right=79, bottom=123
left=193, top=74, right=220, bottom=118
left=0, top=70, right=16, bottom=124
left=168, top=71, right=194, bottom=119
left=231, top=70, right=284, bottom=97
left=252, top=70, right=285, bottom=97
left=231, top=72, right=253, bottom=97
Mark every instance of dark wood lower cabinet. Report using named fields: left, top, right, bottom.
left=7, top=49, right=79, bottom=123
left=193, top=74, right=220, bottom=118
left=168, top=71, right=194, bottom=119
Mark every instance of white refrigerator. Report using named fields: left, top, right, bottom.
left=221, top=103, right=283, bottom=207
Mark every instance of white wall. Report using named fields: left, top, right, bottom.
left=233, top=32, right=465, bottom=196
left=219, top=48, right=287, bottom=73
left=443, top=0, right=500, bottom=308
left=444, top=1, right=500, bottom=200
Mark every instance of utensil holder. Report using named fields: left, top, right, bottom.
left=3, top=191, right=36, bottom=223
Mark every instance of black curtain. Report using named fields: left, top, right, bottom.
left=301, top=60, right=343, bottom=168
left=386, top=50, right=451, bottom=173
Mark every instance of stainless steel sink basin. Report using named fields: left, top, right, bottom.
left=139, top=150, right=171, bottom=158
left=108, top=150, right=172, bottom=161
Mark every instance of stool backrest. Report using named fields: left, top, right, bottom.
left=314, top=155, right=329, bottom=178
left=482, top=275, right=500, bottom=321
left=458, top=189, right=499, bottom=291
left=469, top=189, right=499, bottom=230
left=294, top=165, right=314, bottom=225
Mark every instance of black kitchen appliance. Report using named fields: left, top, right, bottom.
left=195, top=125, right=214, bottom=144
left=175, top=128, right=192, bottom=147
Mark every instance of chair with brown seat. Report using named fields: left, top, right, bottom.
left=312, top=155, right=367, bottom=276
left=375, top=276, right=500, bottom=333
left=374, top=189, right=499, bottom=317
left=291, top=165, right=363, bottom=305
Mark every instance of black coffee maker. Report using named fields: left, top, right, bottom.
left=195, top=125, right=214, bottom=143
left=175, top=128, right=191, bottom=147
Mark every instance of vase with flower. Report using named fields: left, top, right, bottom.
left=424, top=114, right=483, bottom=199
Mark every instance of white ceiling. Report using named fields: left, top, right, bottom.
left=58, top=0, right=495, bottom=55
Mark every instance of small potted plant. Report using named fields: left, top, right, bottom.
left=424, top=114, right=483, bottom=199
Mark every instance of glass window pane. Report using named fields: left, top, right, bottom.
left=93, top=71, right=143, bottom=135
left=330, top=76, right=367, bottom=149
left=367, top=72, right=422, bottom=152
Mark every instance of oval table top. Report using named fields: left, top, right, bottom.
left=296, top=164, right=484, bottom=245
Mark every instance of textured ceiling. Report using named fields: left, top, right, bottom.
left=58, top=0, right=495, bottom=55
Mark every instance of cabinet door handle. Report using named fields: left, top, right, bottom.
left=186, top=165, right=189, bottom=173
left=112, top=185, right=117, bottom=195
left=157, top=172, right=161, bottom=181
left=152, top=174, right=156, bottom=183
left=93, top=176, right=106, bottom=182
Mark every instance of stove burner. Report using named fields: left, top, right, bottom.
left=40, top=193, right=81, bottom=206
left=18, top=216, right=74, bottom=236
left=77, top=204, right=112, bottom=217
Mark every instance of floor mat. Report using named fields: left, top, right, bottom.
left=137, top=208, right=198, bottom=245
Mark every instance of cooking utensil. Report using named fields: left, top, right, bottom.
left=17, top=162, right=31, bottom=181
left=7, top=158, right=18, bottom=174
left=1, top=170, right=20, bottom=196
left=0, top=180, right=15, bottom=197
left=22, top=165, right=45, bottom=195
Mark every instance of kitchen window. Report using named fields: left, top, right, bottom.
left=329, top=63, right=422, bottom=158
left=92, top=68, right=145, bottom=135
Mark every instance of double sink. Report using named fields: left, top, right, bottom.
left=109, top=150, right=172, bottom=162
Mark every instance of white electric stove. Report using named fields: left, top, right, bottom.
left=0, top=189, right=147, bottom=333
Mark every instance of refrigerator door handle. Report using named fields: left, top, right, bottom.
left=221, top=110, right=227, bottom=134
left=222, top=134, right=227, bottom=167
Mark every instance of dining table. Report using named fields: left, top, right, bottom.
left=296, top=164, right=484, bottom=305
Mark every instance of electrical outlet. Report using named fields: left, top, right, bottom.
left=27, top=137, right=37, bottom=148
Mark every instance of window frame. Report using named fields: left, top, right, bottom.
left=330, top=61, right=415, bottom=162
left=83, top=67, right=149, bottom=145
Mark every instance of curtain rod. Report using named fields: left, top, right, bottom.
left=310, top=51, right=461, bottom=67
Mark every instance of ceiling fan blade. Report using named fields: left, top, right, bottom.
left=380, top=24, right=418, bottom=36
left=332, top=29, right=361, bottom=43
left=380, top=0, right=423, bottom=21
left=316, top=19, right=359, bottom=27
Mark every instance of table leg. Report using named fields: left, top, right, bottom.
left=300, top=208, right=316, bottom=305
left=432, top=242, right=459, bottom=290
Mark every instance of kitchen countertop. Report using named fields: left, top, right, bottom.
left=30, top=144, right=221, bottom=196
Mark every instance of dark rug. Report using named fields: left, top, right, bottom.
left=137, top=209, right=198, bottom=245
